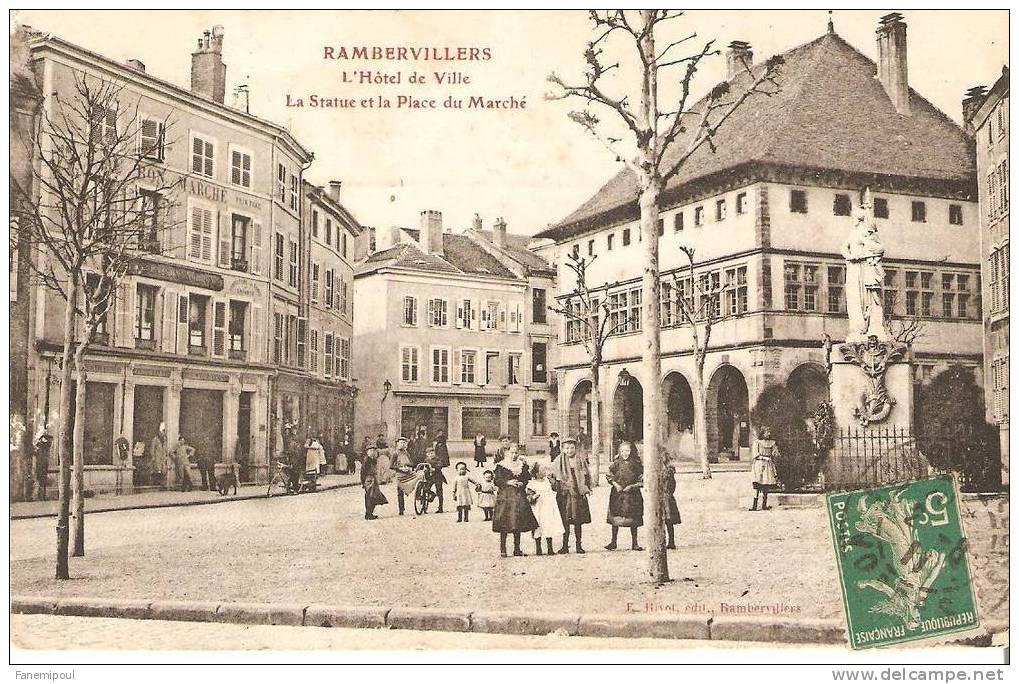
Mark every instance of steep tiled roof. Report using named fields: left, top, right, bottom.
left=356, top=235, right=518, bottom=279
left=538, top=31, right=976, bottom=241
left=475, top=229, right=556, bottom=274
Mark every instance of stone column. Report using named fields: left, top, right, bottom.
left=166, top=371, right=183, bottom=447
left=121, top=377, right=136, bottom=469
left=223, top=378, right=241, bottom=465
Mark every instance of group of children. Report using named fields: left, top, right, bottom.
left=451, top=463, right=497, bottom=522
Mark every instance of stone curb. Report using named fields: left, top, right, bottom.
left=9, top=596, right=1007, bottom=646
left=10, top=481, right=358, bottom=521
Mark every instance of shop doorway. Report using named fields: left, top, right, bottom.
left=237, top=391, right=253, bottom=482
left=69, top=381, right=116, bottom=465
left=179, top=388, right=224, bottom=465
left=132, top=385, right=165, bottom=485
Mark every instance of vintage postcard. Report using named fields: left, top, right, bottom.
left=7, top=7, right=1009, bottom=672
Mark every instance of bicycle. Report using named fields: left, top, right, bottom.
left=413, top=462, right=437, bottom=515
left=267, top=460, right=295, bottom=498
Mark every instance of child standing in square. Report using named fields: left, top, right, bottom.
left=476, top=470, right=497, bottom=521
left=451, top=462, right=478, bottom=522
left=528, top=462, right=565, bottom=555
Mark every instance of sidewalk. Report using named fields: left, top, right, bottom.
left=10, top=472, right=362, bottom=520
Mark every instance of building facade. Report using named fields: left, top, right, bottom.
left=17, top=25, right=316, bottom=492
left=353, top=213, right=557, bottom=457
left=537, top=16, right=983, bottom=464
left=965, top=67, right=1010, bottom=484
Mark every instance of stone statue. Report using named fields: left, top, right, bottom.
left=843, top=188, right=888, bottom=342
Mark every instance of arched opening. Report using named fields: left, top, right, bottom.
left=568, top=379, right=593, bottom=447
left=663, top=372, right=696, bottom=461
left=707, top=365, right=750, bottom=461
left=612, top=370, right=643, bottom=453
left=787, top=364, right=830, bottom=417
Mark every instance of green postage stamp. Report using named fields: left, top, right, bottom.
left=826, top=475, right=979, bottom=649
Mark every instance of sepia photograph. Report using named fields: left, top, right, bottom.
left=6, top=6, right=1010, bottom=674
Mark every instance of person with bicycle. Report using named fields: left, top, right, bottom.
left=425, top=445, right=447, bottom=514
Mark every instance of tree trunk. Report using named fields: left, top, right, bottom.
left=70, top=342, right=88, bottom=557
left=55, top=290, right=77, bottom=579
left=590, top=363, right=602, bottom=484
left=692, top=370, right=712, bottom=479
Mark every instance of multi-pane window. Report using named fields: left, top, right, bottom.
left=135, top=284, right=157, bottom=342
left=401, top=346, right=419, bottom=382
left=990, top=244, right=1010, bottom=314
left=290, top=175, right=299, bottom=212
left=790, top=189, right=807, bottom=213
left=694, top=206, right=704, bottom=226
left=988, top=159, right=1009, bottom=219
left=674, top=212, right=684, bottom=232
left=531, top=342, right=548, bottom=383
left=736, top=192, right=748, bottom=215
left=565, top=299, right=586, bottom=343
left=486, top=351, right=500, bottom=384
left=874, top=197, right=889, bottom=219
left=699, top=272, right=721, bottom=319
left=274, top=233, right=285, bottom=281
left=457, top=299, right=475, bottom=329
left=941, top=273, right=972, bottom=319
left=532, top=399, right=547, bottom=437
left=949, top=204, right=963, bottom=225
left=904, top=270, right=934, bottom=317
left=827, top=265, right=846, bottom=313
left=883, top=268, right=898, bottom=314
left=188, top=294, right=208, bottom=349
left=139, top=118, right=164, bottom=160
left=230, top=149, right=252, bottom=187
left=660, top=281, right=675, bottom=327
left=715, top=199, right=727, bottom=221
left=431, top=347, right=450, bottom=384
left=191, top=136, right=214, bottom=177
left=622, top=228, right=631, bottom=246
left=403, top=296, right=418, bottom=326
left=608, top=290, right=634, bottom=334
left=460, top=350, right=476, bottom=384
left=93, top=105, right=117, bottom=143
left=833, top=194, right=851, bottom=217
left=724, top=266, right=748, bottom=315
left=229, top=300, right=246, bottom=352
left=230, top=215, right=249, bottom=268
left=783, top=262, right=819, bottom=311
left=481, top=300, right=500, bottom=331
left=911, top=201, right=927, bottom=223
left=276, top=163, right=287, bottom=203
left=273, top=313, right=284, bottom=364
left=428, top=298, right=448, bottom=327
left=140, top=190, right=161, bottom=251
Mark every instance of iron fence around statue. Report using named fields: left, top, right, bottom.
left=820, top=426, right=933, bottom=492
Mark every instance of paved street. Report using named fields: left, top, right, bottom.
left=9, top=469, right=1009, bottom=626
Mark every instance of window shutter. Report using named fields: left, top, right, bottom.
left=114, top=281, right=133, bottom=347
left=469, top=299, right=478, bottom=330
left=212, top=300, right=227, bottom=357
left=218, top=213, right=231, bottom=268
left=455, top=300, right=464, bottom=329
left=189, top=206, right=203, bottom=260
left=513, top=303, right=522, bottom=332
left=175, top=294, right=189, bottom=354
left=523, top=349, right=532, bottom=386
left=249, top=303, right=264, bottom=363
left=452, top=349, right=462, bottom=385
left=249, top=221, right=263, bottom=275
left=497, top=352, right=507, bottom=386
left=161, top=288, right=177, bottom=353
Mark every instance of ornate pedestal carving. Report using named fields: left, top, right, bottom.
left=830, top=337, right=913, bottom=432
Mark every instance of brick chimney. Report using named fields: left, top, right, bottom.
left=328, top=181, right=342, bottom=203
left=420, top=210, right=443, bottom=255
left=472, top=213, right=483, bottom=232
left=493, top=217, right=507, bottom=249
left=191, top=25, right=226, bottom=103
left=962, top=86, right=988, bottom=127
left=726, top=41, right=753, bottom=80
left=876, top=13, right=910, bottom=115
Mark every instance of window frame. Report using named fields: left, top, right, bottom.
left=228, top=144, right=253, bottom=189
left=189, top=132, right=216, bottom=178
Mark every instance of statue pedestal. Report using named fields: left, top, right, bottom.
left=830, top=356, right=913, bottom=431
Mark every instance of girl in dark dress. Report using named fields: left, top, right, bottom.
left=492, top=446, right=538, bottom=557
left=665, top=464, right=681, bottom=550
left=548, top=432, right=561, bottom=461
left=473, top=433, right=487, bottom=468
left=552, top=437, right=592, bottom=554
left=361, top=446, right=388, bottom=519
left=605, top=441, right=644, bottom=551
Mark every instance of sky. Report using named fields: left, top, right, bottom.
left=12, top=10, right=1008, bottom=238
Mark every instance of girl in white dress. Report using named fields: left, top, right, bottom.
left=527, top=462, right=566, bottom=556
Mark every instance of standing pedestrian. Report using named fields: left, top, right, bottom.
left=362, top=444, right=388, bottom=520
left=390, top=436, right=415, bottom=516
left=665, top=464, right=681, bottom=550
left=343, top=426, right=357, bottom=476
left=578, top=426, right=591, bottom=453
left=434, top=431, right=450, bottom=469
left=492, top=445, right=537, bottom=557
left=750, top=427, right=779, bottom=511
left=494, top=435, right=512, bottom=463
left=149, top=423, right=168, bottom=489
left=172, top=436, right=195, bottom=492
left=548, top=432, right=562, bottom=461
left=425, top=446, right=447, bottom=513
left=476, top=470, right=497, bottom=521
left=605, top=441, right=644, bottom=551
left=451, top=462, right=477, bottom=522
left=552, top=437, right=592, bottom=554
left=306, top=434, right=325, bottom=478
left=473, top=432, right=487, bottom=468
left=33, top=431, right=53, bottom=501
left=528, top=462, right=565, bottom=556
left=196, top=444, right=217, bottom=492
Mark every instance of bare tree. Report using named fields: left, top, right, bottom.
left=10, top=73, right=180, bottom=576
left=669, top=245, right=722, bottom=479
left=548, top=10, right=782, bottom=583
left=548, top=252, right=634, bottom=481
